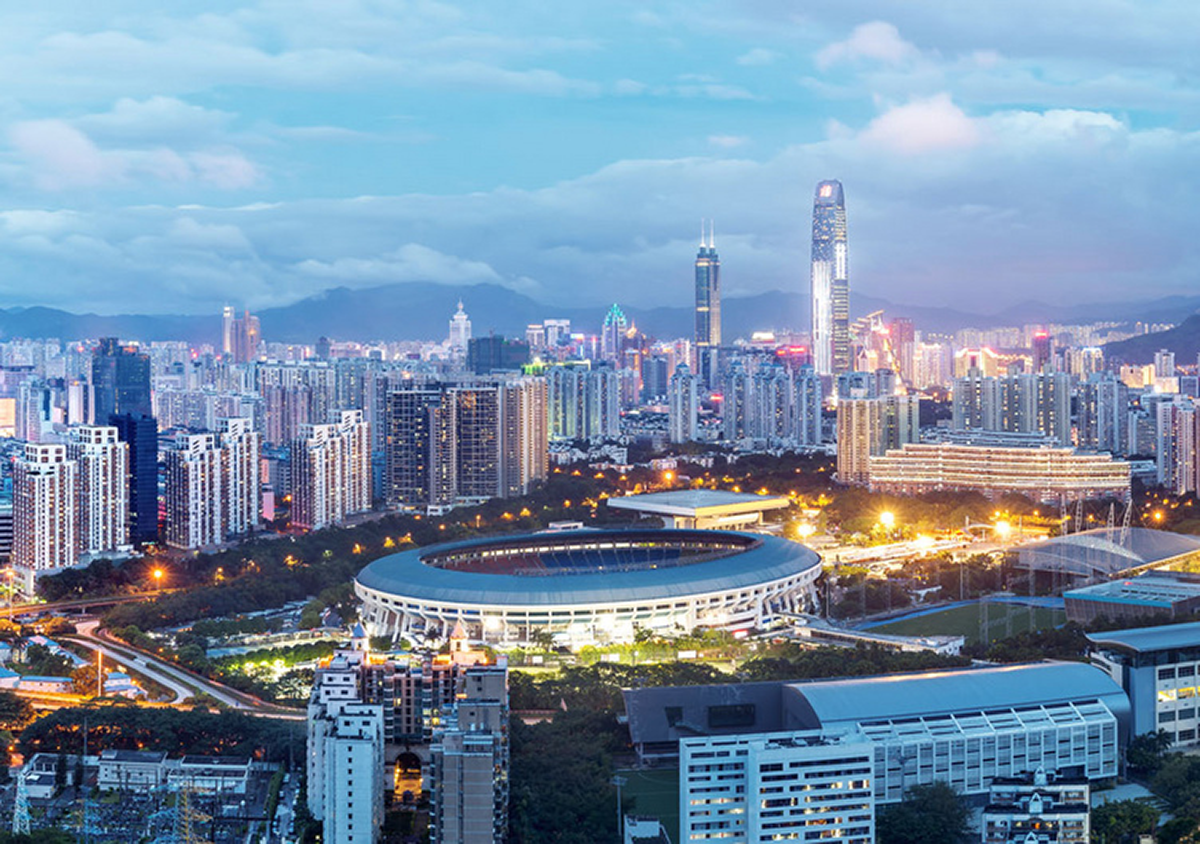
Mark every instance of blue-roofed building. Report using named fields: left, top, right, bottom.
left=356, top=529, right=822, bottom=647
left=628, top=662, right=1127, bottom=826
left=1065, top=571, right=1200, bottom=624
left=1088, top=620, right=1200, bottom=748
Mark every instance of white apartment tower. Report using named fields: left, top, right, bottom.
left=219, top=417, right=260, bottom=537
left=66, top=426, right=129, bottom=558
left=165, top=432, right=224, bottom=549
left=669, top=364, right=699, bottom=444
left=292, top=410, right=372, bottom=531
left=13, top=444, right=79, bottom=593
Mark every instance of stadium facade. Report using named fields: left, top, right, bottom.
left=356, top=529, right=822, bottom=646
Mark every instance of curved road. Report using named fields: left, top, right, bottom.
left=71, top=619, right=304, bottom=720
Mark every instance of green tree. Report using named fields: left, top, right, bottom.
left=1092, top=799, right=1160, bottom=843
left=877, top=782, right=970, bottom=844
left=71, top=665, right=105, bottom=698
left=1126, top=729, right=1173, bottom=776
left=0, top=692, right=34, bottom=730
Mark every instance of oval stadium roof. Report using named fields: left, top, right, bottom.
left=356, top=529, right=820, bottom=607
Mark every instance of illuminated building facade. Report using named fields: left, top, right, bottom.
left=694, top=222, right=721, bottom=388
left=66, top=425, right=129, bottom=557
left=448, top=301, right=472, bottom=353
left=668, top=364, right=699, bottom=443
left=292, top=410, right=372, bottom=531
left=811, top=180, right=849, bottom=376
left=868, top=442, right=1131, bottom=502
left=836, top=395, right=920, bottom=484
left=13, top=443, right=78, bottom=593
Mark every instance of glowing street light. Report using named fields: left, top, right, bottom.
left=879, top=511, right=895, bottom=530
left=152, top=568, right=164, bottom=592
left=795, top=523, right=816, bottom=540
left=994, top=521, right=1012, bottom=539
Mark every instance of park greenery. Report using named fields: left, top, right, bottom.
left=19, top=705, right=304, bottom=763
left=876, top=782, right=971, bottom=844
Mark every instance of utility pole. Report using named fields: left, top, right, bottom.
left=611, top=775, right=627, bottom=843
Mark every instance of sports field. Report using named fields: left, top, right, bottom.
left=619, top=767, right=679, bottom=843
left=869, top=601, right=1066, bottom=644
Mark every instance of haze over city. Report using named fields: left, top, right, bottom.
left=3, top=1, right=1198, bottom=315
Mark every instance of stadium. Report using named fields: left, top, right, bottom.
left=355, top=528, right=822, bottom=647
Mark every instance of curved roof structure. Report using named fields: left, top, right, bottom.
left=1016, top=527, right=1200, bottom=578
left=1086, top=621, right=1200, bottom=654
left=782, top=662, right=1129, bottom=730
left=356, top=529, right=820, bottom=607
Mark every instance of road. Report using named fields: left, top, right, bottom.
left=70, top=619, right=304, bottom=719
left=0, top=590, right=179, bottom=621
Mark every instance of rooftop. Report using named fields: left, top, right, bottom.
left=606, top=490, right=790, bottom=516
left=1017, top=527, right=1200, bottom=578
left=1065, top=572, right=1200, bottom=606
left=1086, top=621, right=1200, bottom=653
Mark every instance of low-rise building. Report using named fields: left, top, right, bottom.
left=1088, top=620, right=1200, bottom=748
left=980, top=768, right=1090, bottom=843
left=680, top=731, right=874, bottom=844
left=98, top=749, right=168, bottom=791
left=1065, top=571, right=1200, bottom=624
left=169, top=756, right=252, bottom=794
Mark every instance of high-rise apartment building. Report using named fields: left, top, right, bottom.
left=13, top=443, right=78, bottom=593
left=164, top=432, right=224, bottom=550
left=546, top=366, right=622, bottom=441
left=950, top=372, right=1071, bottom=445
left=386, top=380, right=547, bottom=510
left=694, top=222, right=721, bottom=388
left=91, top=337, right=152, bottom=424
left=292, top=410, right=372, bottom=531
left=427, top=664, right=509, bottom=844
left=811, top=180, right=849, bottom=376
left=668, top=364, right=699, bottom=444
left=229, top=310, right=261, bottom=364
left=164, top=418, right=260, bottom=549
left=307, top=653, right=386, bottom=844
left=66, top=426, right=129, bottom=558
left=220, top=417, right=260, bottom=538
left=836, top=395, right=920, bottom=485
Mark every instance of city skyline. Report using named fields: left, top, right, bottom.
left=0, top=3, right=1196, bottom=316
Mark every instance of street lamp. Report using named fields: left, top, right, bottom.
left=152, top=568, right=164, bottom=592
left=879, top=511, right=895, bottom=530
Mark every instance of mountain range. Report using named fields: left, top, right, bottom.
left=0, top=282, right=1198, bottom=351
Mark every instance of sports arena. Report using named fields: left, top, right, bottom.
left=355, top=528, right=822, bottom=647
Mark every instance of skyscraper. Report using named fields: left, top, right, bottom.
left=694, top=221, right=721, bottom=388
left=91, top=338, right=152, bottom=424
left=811, top=180, right=849, bottom=376
left=600, top=304, right=627, bottom=363
left=13, top=443, right=78, bottom=593
left=66, top=426, right=129, bottom=557
left=448, top=301, right=472, bottom=353
left=111, top=413, right=159, bottom=544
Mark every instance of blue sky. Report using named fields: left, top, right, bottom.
left=1, top=1, right=1198, bottom=317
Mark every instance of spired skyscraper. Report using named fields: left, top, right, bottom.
left=810, top=180, right=850, bottom=376
left=694, top=220, right=721, bottom=388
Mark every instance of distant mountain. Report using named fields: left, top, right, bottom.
left=1, top=281, right=1198, bottom=345
left=1104, top=314, right=1200, bottom=364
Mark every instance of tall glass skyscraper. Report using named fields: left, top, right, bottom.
left=810, top=180, right=849, bottom=376
left=694, top=220, right=721, bottom=387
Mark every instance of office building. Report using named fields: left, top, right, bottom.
left=427, top=664, right=509, bottom=844
left=680, top=732, right=874, bottom=844
left=980, top=769, right=1090, bottom=844
left=626, top=663, right=1126, bottom=804
left=668, top=364, right=699, bottom=443
left=869, top=442, right=1132, bottom=503
left=65, top=426, right=129, bottom=558
left=448, top=301, right=472, bottom=353
left=292, top=410, right=372, bottom=531
left=12, top=444, right=78, bottom=593
left=110, top=413, right=158, bottom=544
left=601, top=304, right=628, bottom=364
left=1088, top=620, right=1200, bottom=748
left=467, top=336, right=529, bottom=375
left=1030, top=331, right=1052, bottom=373
left=811, top=180, right=850, bottom=376
left=91, top=337, right=152, bottom=424
left=836, top=395, right=919, bottom=484
left=694, top=222, right=721, bottom=388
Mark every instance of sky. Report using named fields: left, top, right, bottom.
left=1, top=0, right=1198, bottom=317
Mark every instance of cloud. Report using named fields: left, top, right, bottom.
left=736, top=48, right=778, bottom=66
left=859, top=94, right=982, bottom=155
left=816, top=21, right=920, bottom=69
left=708, top=135, right=749, bottom=149
left=293, top=243, right=503, bottom=286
